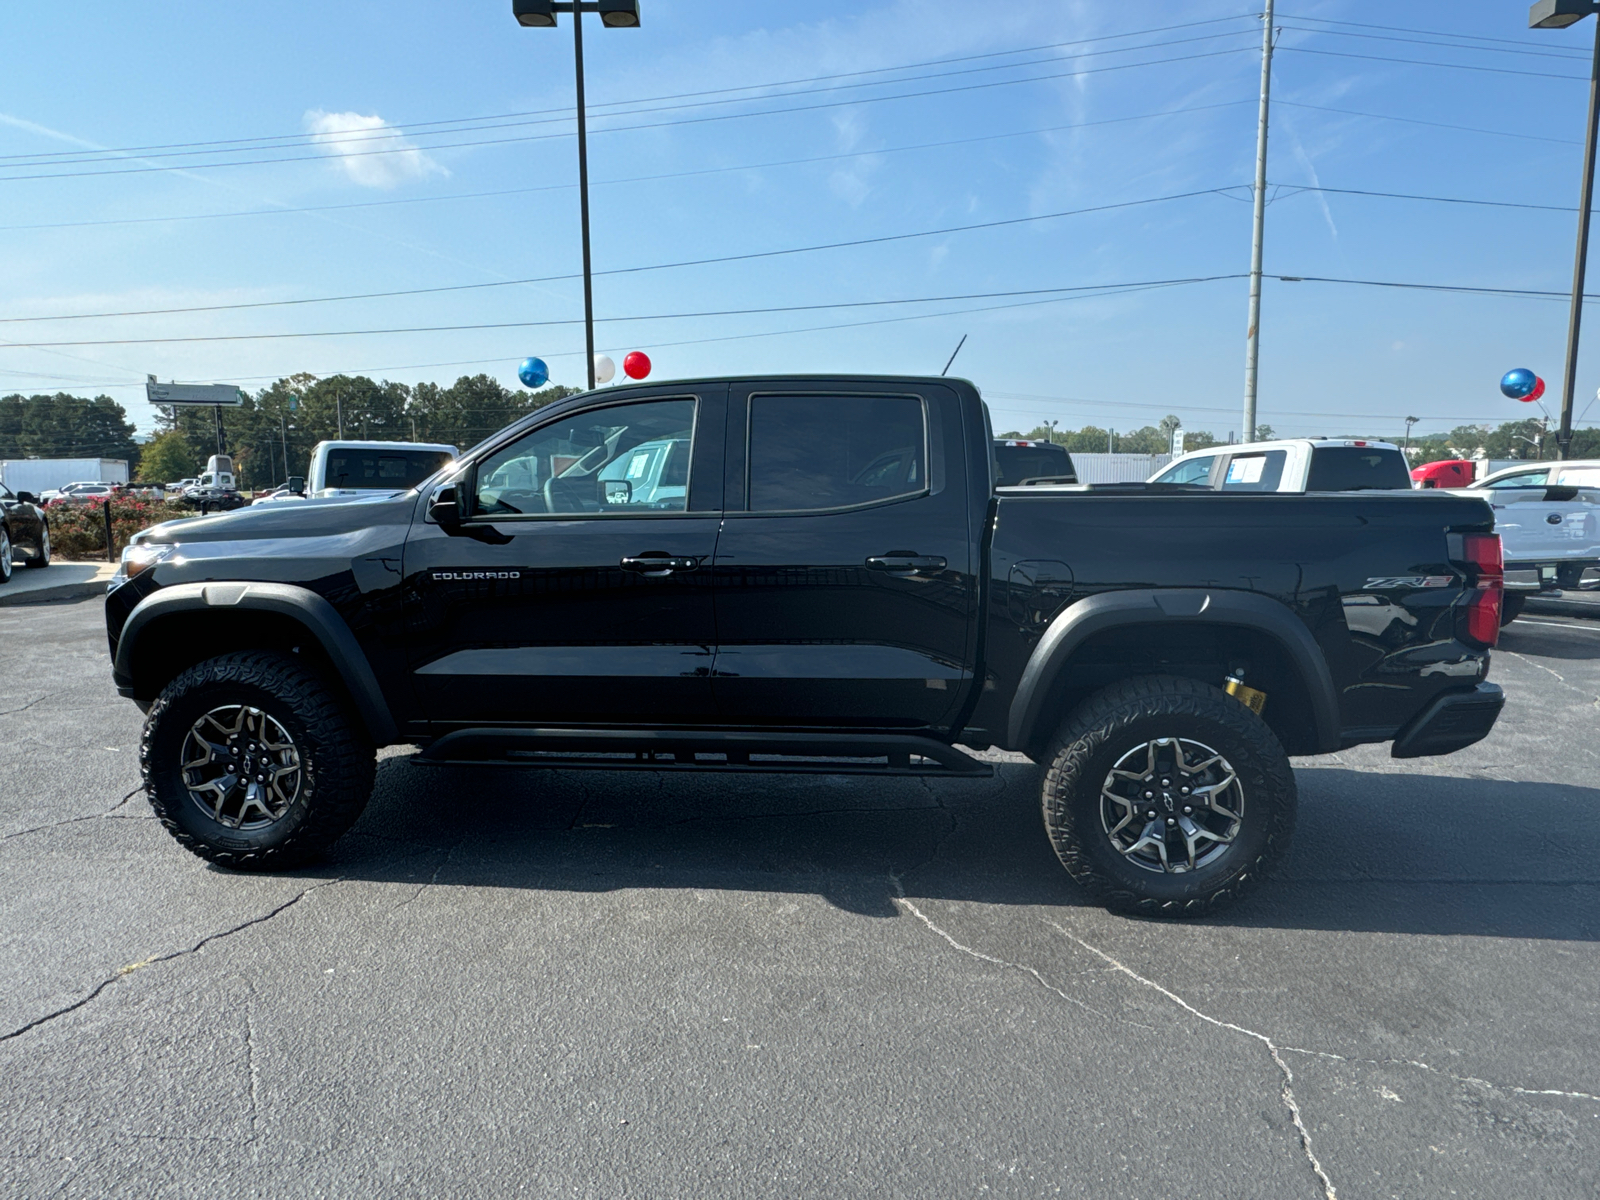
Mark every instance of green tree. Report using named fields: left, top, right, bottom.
left=136, top=430, right=200, bottom=484
left=0, top=392, right=139, bottom=466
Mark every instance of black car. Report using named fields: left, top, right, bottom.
left=105, top=375, right=1506, bottom=915
left=0, top=483, right=50, bottom=584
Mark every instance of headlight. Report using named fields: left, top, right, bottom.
left=110, top=543, right=174, bottom=589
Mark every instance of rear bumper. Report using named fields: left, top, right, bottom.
left=1391, top=682, right=1504, bottom=758
left=1505, top=561, right=1599, bottom=591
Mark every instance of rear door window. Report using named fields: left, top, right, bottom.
left=747, top=394, right=926, bottom=512
left=1306, top=446, right=1412, bottom=491
left=1153, top=455, right=1216, bottom=486
left=1221, top=451, right=1287, bottom=492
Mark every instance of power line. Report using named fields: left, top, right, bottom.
left=4, top=28, right=1260, bottom=171
left=0, top=187, right=1235, bottom=324
left=1276, top=274, right=1597, bottom=301
left=0, top=16, right=1257, bottom=166
left=1274, top=21, right=1591, bottom=63
left=1283, top=15, right=1579, bottom=55
left=1274, top=99, right=1580, bottom=147
left=0, top=101, right=1253, bottom=234
left=1273, top=183, right=1586, bottom=214
left=0, top=46, right=1259, bottom=183
left=0, top=275, right=1248, bottom=349
left=1276, top=45, right=1588, bottom=83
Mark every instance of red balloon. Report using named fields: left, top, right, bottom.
left=623, top=351, right=652, bottom=380
left=1524, top=376, right=1546, bottom=403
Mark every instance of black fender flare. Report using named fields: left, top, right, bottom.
left=113, top=581, right=399, bottom=745
left=1005, top=588, right=1340, bottom=753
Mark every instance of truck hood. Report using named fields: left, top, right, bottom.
left=135, top=490, right=415, bottom=546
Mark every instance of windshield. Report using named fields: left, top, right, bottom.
left=323, top=449, right=453, bottom=491
left=1306, top=446, right=1412, bottom=491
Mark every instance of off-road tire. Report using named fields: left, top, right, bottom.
left=141, top=651, right=375, bottom=869
left=0, top=525, right=11, bottom=584
left=1041, top=674, right=1296, bottom=917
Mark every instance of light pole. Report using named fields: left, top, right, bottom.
left=1530, top=0, right=1600, bottom=459
left=1404, top=414, right=1419, bottom=454
left=513, top=0, right=640, bottom=391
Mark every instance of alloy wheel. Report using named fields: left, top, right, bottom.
left=1100, top=737, right=1244, bottom=873
left=181, top=705, right=303, bottom=829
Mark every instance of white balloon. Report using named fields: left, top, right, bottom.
left=593, top=354, right=616, bottom=385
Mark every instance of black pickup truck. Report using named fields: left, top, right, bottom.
left=105, top=375, right=1507, bottom=914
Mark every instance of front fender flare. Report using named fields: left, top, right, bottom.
left=113, top=581, right=399, bottom=746
left=1005, top=588, right=1340, bottom=753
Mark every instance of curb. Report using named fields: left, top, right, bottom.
left=0, top=566, right=115, bottom=607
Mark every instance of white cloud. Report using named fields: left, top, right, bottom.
left=304, top=110, right=444, bottom=189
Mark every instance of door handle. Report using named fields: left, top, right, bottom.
left=866, top=554, right=947, bottom=575
left=620, top=554, right=700, bottom=577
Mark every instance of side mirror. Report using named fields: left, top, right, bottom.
left=602, top=479, right=632, bottom=505
left=429, top=482, right=465, bottom=531
left=15, top=491, right=36, bottom=504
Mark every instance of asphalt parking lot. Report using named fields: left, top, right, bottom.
left=2, top=597, right=1598, bottom=1198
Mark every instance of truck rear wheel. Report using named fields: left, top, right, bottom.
left=1499, top=592, right=1525, bottom=626
left=1040, top=675, right=1295, bottom=916
left=141, top=651, right=375, bottom=870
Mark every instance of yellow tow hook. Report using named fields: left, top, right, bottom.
left=1224, top=670, right=1268, bottom=716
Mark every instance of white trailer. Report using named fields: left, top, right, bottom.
left=0, top=458, right=128, bottom=496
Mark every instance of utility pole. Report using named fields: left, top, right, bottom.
left=1241, top=0, right=1277, bottom=445
left=336, top=391, right=344, bottom=440
left=574, top=7, right=597, bottom=389
left=280, top=412, right=290, bottom=482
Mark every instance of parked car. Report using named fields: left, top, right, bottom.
left=108, top=375, right=1506, bottom=916
left=251, top=477, right=308, bottom=506
left=117, top=481, right=167, bottom=500
left=166, top=479, right=197, bottom=494
left=42, top=481, right=110, bottom=505
left=993, top=438, right=1078, bottom=486
left=0, top=482, right=50, bottom=583
left=1150, top=438, right=1413, bottom=492
left=1463, top=461, right=1600, bottom=622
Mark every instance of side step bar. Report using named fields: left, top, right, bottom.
left=411, top=727, right=993, bottom=778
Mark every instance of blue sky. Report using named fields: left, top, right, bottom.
left=1, top=0, right=1597, bottom=443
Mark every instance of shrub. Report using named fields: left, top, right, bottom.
left=48, top=496, right=188, bottom=559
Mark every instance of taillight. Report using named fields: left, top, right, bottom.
left=1462, top=532, right=1503, bottom=646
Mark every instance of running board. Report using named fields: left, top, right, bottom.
left=410, top=728, right=992, bottom=777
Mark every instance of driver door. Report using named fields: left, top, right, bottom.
left=403, top=388, right=725, bottom=728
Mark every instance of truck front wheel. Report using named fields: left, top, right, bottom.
left=140, top=651, right=375, bottom=869
left=1040, top=675, right=1296, bottom=916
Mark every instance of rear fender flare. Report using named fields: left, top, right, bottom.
left=1005, top=588, right=1340, bottom=753
left=113, top=581, right=399, bottom=745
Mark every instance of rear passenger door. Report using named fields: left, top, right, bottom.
left=710, top=381, right=977, bottom=730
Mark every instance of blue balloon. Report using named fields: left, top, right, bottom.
left=518, top=357, right=549, bottom=389
left=1500, top=367, right=1538, bottom=400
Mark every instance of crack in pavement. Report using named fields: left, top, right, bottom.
left=0, top=689, right=74, bottom=718
left=890, top=877, right=1111, bottom=1021
left=1044, top=919, right=1339, bottom=1200
left=0, top=788, right=145, bottom=843
left=243, top=995, right=262, bottom=1151
left=391, top=838, right=464, bottom=912
left=1278, top=1045, right=1600, bottom=1105
left=0, top=879, right=339, bottom=1045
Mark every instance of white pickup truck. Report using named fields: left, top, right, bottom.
left=255, top=440, right=459, bottom=504
left=1463, top=460, right=1600, bottom=618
